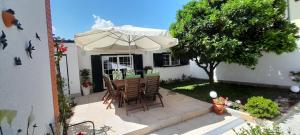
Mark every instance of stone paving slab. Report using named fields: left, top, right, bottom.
left=68, top=88, right=211, bottom=135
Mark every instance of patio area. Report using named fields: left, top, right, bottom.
left=68, top=88, right=211, bottom=135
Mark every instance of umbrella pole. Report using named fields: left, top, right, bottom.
left=128, top=36, right=132, bottom=69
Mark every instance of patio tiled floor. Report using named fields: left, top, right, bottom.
left=68, top=88, right=211, bottom=135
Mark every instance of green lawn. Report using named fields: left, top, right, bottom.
left=161, top=79, right=292, bottom=104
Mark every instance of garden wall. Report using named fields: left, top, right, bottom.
left=190, top=42, right=300, bottom=87
left=59, top=43, right=81, bottom=95
left=0, top=0, right=56, bottom=134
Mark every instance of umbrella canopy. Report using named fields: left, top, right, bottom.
left=74, top=25, right=178, bottom=51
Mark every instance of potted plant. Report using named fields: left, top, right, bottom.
left=80, top=69, right=92, bottom=96
left=212, top=96, right=227, bottom=115
left=144, top=66, right=153, bottom=74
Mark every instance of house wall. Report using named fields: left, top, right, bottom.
left=77, top=47, right=191, bottom=79
left=75, top=47, right=191, bottom=93
left=0, top=0, right=55, bottom=134
left=59, top=43, right=81, bottom=95
left=289, top=0, right=300, bottom=20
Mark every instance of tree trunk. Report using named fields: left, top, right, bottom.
left=208, top=71, right=214, bottom=84
left=195, top=59, right=219, bottom=85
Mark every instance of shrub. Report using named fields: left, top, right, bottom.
left=234, top=123, right=293, bottom=135
left=245, top=96, right=279, bottom=119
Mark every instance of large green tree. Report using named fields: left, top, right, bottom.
left=170, top=0, right=299, bottom=84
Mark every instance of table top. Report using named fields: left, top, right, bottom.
left=112, top=78, right=145, bottom=90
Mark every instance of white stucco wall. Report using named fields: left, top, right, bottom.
left=77, top=48, right=191, bottom=82
left=191, top=45, right=300, bottom=87
left=0, top=0, right=55, bottom=134
left=142, top=50, right=191, bottom=80
left=289, top=0, right=300, bottom=20
left=59, top=43, right=81, bottom=95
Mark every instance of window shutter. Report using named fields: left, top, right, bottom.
left=153, top=53, right=163, bottom=67
left=180, top=58, right=190, bottom=65
left=91, top=55, right=103, bottom=92
left=133, top=54, right=144, bottom=77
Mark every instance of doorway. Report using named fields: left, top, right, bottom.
left=101, top=55, right=134, bottom=80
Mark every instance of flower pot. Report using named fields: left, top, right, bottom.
left=2, top=11, right=15, bottom=27
left=212, top=103, right=226, bottom=115
left=82, top=86, right=90, bottom=96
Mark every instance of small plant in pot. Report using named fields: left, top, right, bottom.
left=210, top=90, right=227, bottom=114
left=80, top=69, right=92, bottom=96
left=212, top=96, right=227, bottom=115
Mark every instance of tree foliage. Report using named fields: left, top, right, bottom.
left=170, top=0, right=299, bottom=83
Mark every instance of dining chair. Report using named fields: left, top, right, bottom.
left=112, top=70, right=123, bottom=80
left=143, top=75, right=164, bottom=109
left=103, top=74, right=119, bottom=109
left=121, top=77, right=146, bottom=115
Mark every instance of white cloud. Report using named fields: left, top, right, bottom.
left=91, top=15, right=114, bottom=29
left=52, top=26, right=56, bottom=34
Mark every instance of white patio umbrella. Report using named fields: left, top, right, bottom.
left=74, top=25, right=178, bottom=52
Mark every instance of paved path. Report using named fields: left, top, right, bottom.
left=278, top=104, right=300, bottom=134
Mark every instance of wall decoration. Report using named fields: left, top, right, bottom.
left=0, top=31, right=7, bottom=50
left=12, top=19, right=23, bottom=30
left=26, top=40, right=35, bottom=59
left=2, top=9, right=23, bottom=30
left=35, top=33, right=41, bottom=41
left=14, top=57, right=22, bottom=65
left=2, top=9, right=15, bottom=27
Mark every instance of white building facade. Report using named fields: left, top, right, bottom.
left=0, top=0, right=58, bottom=134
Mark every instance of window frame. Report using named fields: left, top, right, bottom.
left=162, top=53, right=181, bottom=67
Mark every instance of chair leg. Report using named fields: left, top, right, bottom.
left=106, top=98, right=113, bottom=109
left=103, top=94, right=111, bottom=104
left=120, top=95, right=123, bottom=107
left=141, top=99, right=146, bottom=111
left=124, top=98, right=128, bottom=115
left=158, top=94, right=164, bottom=107
left=102, top=90, right=109, bottom=101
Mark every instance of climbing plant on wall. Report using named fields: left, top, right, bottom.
left=53, top=37, right=73, bottom=135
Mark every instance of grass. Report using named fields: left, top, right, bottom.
left=161, top=79, right=292, bottom=104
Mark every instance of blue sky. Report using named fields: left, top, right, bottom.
left=51, top=0, right=189, bottom=39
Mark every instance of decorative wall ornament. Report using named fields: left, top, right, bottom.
left=12, top=19, right=23, bottom=30
left=2, top=9, right=23, bottom=30
left=14, top=57, right=22, bottom=65
left=35, top=33, right=41, bottom=41
left=0, top=30, right=7, bottom=50
left=26, top=40, right=35, bottom=59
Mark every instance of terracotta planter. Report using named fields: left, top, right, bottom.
left=212, top=103, right=226, bottom=115
left=2, top=11, right=15, bottom=27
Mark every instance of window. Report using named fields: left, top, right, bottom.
left=162, top=53, right=180, bottom=66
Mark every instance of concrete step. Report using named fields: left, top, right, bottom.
left=150, top=113, right=246, bottom=135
